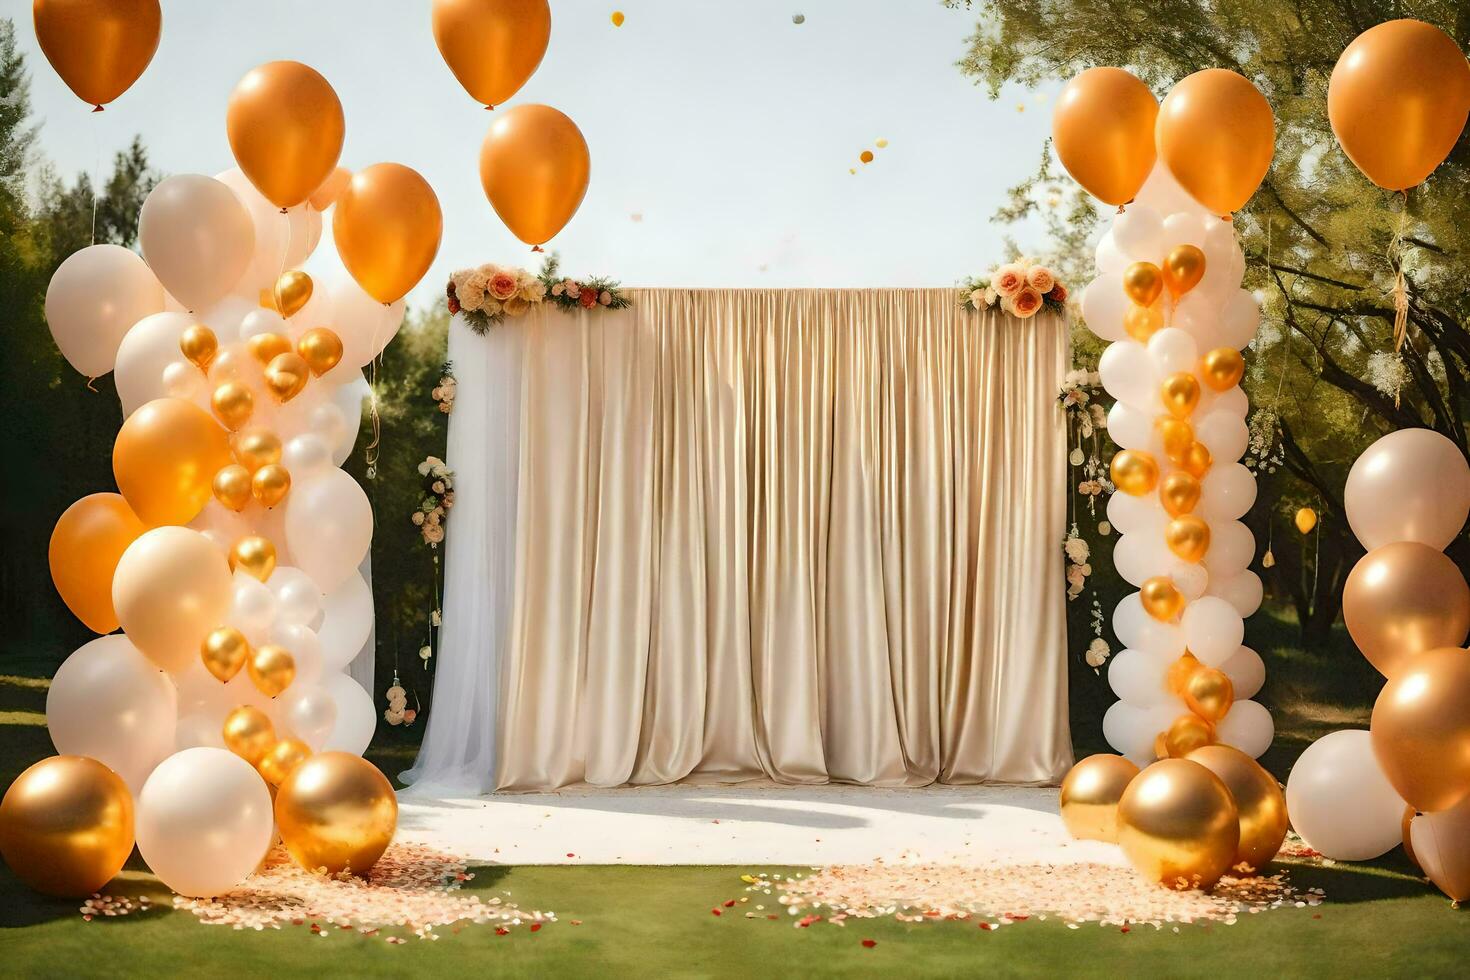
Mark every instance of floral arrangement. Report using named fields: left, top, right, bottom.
left=447, top=254, right=631, bottom=335
left=413, top=455, right=454, bottom=547
left=961, top=257, right=1068, bottom=319
left=432, top=363, right=456, bottom=416
left=384, top=672, right=418, bottom=727
left=1058, top=369, right=1114, bottom=671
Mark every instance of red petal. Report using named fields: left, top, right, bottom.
left=861, top=939, right=877, bottom=948
left=530, top=923, right=542, bottom=932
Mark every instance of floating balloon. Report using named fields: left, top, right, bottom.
left=1182, top=441, right=1213, bottom=479
left=201, top=626, right=249, bottom=683
left=232, top=427, right=282, bottom=472
left=138, top=175, right=255, bottom=313
left=1162, top=713, right=1215, bottom=757
left=1412, top=795, right=1470, bottom=902
left=113, top=526, right=233, bottom=673
left=214, top=168, right=323, bottom=292
left=1160, top=372, right=1201, bottom=419
left=222, top=705, right=276, bottom=765
left=1372, top=647, right=1470, bottom=813
left=1163, top=245, right=1206, bottom=297
left=1165, top=515, right=1210, bottom=563
left=1060, top=754, right=1140, bottom=843
left=247, top=331, right=293, bottom=366
left=1287, top=729, right=1405, bottom=860
left=49, top=493, right=146, bottom=633
left=284, top=470, right=373, bottom=592
left=1123, top=262, right=1163, bottom=307
left=213, top=464, right=252, bottom=512
left=479, top=104, right=591, bottom=247
left=1140, top=576, right=1185, bottom=622
left=431, top=0, right=551, bottom=108
left=1117, top=759, right=1240, bottom=890
left=258, top=738, right=312, bottom=787
left=275, top=752, right=397, bottom=874
left=1183, top=666, right=1233, bottom=723
left=1110, top=450, right=1159, bottom=496
left=1051, top=67, right=1158, bottom=206
left=248, top=643, right=296, bottom=698
left=1294, top=507, right=1317, bottom=535
left=33, top=0, right=161, bottom=110
left=252, top=464, right=291, bottom=509
left=333, top=163, right=443, bottom=304
left=264, top=351, right=310, bottom=402
left=273, top=270, right=313, bottom=318
left=210, top=381, right=254, bottom=431
left=1344, top=428, right=1470, bottom=551
left=1186, top=744, right=1286, bottom=873
left=1343, top=542, right=1470, bottom=677
left=229, top=534, right=276, bottom=582
left=1157, top=69, right=1275, bottom=215
left=1201, top=348, right=1244, bottom=391
left=0, top=756, right=134, bottom=897
left=226, top=61, right=345, bottom=209
left=1159, top=471, right=1201, bottom=518
left=297, top=327, right=344, bottom=376
left=113, top=398, right=232, bottom=527
left=45, top=243, right=164, bottom=377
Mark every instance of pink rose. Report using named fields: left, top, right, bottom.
left=580, top=288, right=598, bottom=308
left=599, top=290, right=612, bottom=306
left=403, top=709, right=417, bottom=724
left=564, top=280, right=581, bottom=299
left=489, top=271, right=518, bottom=301
left=992, top=263, right=1025, bottom=298
left=1011, top=288, right=1043, bottom=318
left=1026, top=265, right=1055, bottom=293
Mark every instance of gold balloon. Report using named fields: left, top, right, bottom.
left=1163, top=714, right=1216, bottom=757
left=1160, top=372, right=1201, bottom=419
left=1183, top=667, right=1234, bottom=723
left=201, top=626, right=250, bottom=683
left=479, top=104, right=591, bottom=248
left=333, top=163, right=444, bottom=304
left=309, top=166, right=352, bottom=211
left=1157, top=69, right=1275, bottom=215
left=1060, top=754, right=1140, bottom=843
left=1344, top=542, right=1470, bottom=678
left=1157, top=418, right=1195, bottom=464
left=1371, top=646, right=1470, bottom=812
left=272, top=270, right=313, bottom=318
left=1413, top=795, right=1470, bottom=902
left=230, top=535, right=277, bottom=582
left=222, top=705, right=276, bottom=765
left=113, top=398, right=232, bottom=527
left=1141, top=576, right=1186, bottom=623
left=1182, top=441, right=1213, bottom=479
left=233, top=428, right=282, bottom=471
left=0, top=756, right=133, bottom=897
left=1167, top=652, right=1202, bottom=697
left=1328, top=19, right=1470, bottom=191
left=226, top=61, right=345, bottom=208
left=1110, top=449, right=1159, bottom=496
left=1165, top=515, right=1211, bottom=563
left=33, top=0, right=160, bottom=110
left=251, top=464, right=291, bottom=509
left=1050, top=67, right=1158, bottom=206
left=258, top=738, right=313, bottom=787
left=213, top=464, right=253, bottom=512
left=1163, top=245, right=1206, bottom=298
left=297, top=327, right=344, bottom=377
left=249, top=643, right=296, bottom=698
left=48, top=493, right=145, bottom=634
left=275, top=752, right=398, bottom=875
left=1123, top=261, right=1164, bottom=307
left=210, top=381, right=255, bottom=431
left=1159, top=471, right=1201, bottom=518
left=1123, top=302, right=1163, bottom=343
left=1402, top=806, right=1420, bottom=872
left=1185, top=744, right=1287, bottom=874
left=179, top=323, right=218, bottom=372
left=1117, top=759, right=1240, bottom=890
left=264, top=352, right=310, bottom=403
left=248, top=332, right=294, bottom=366
left=1295, top=507, right=1318, bottom=535
left=1201, top=348, right=1245, bottom=392
left=431, top=0, right=551, bottom=109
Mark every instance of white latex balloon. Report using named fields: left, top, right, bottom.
left=323, top=275, right=405, bottom=379
left=272, top=621, right=324, bottom=688
left=1207, top=569, right=1264, bottom=618
left=322, top=673, right=376, bottom=756
left=1194, top=411, right=1249, bottom=462
left=1181, top=596, right=1245, bottom=666
left=1114, top=532, right=1184, bottom=588
left=1204, top=521, right=1255, bottom=577
left=1098, top=340, right=1156, bottom=408
left=161, top=360, right=205, bottom=401
left=1104, top=700, right=1179, bottom=767
left=238, top=307, right=289, bottom=343
left=269, top=566, right=324, bottom=627
left=175, top=711, right=227, bottom=751
left=1211, top=384, right=1249, bottom=418
left=1219, top=289, right=1262, bottom=350
left=1146, top=327, right=1198, bottom=376
left=1198, top=463, right=1257, bottom=521
left=135, top=748, right=274, bottom=897
left=1172, top=291, right=1232, bottom=350
left=284, top=470, right=373, bottom=593
left=1111, top=205, right=1164, bottom=260
left=1344, top=427, right=1470, bottom=551
left=1106, top=491, right=1164, bottom=536
left=1113, top=592, right=1186, bottom=658
left=189, top=499, right=253, bottom=560
left=45, top=244, right=165, bottom=377
left=1216, top=699, right=1273, bottom=759
left=115, top=312, right=198, bottom=416
left=1134, top=163, right=1208, bottom=217
left=282, top=433, right=334, bottom=478
left=1171, top=562, right=1209, bottom=601
left=47, top=635, right=177, bottom=794
left=280, top=684, right=338, bottom=750
left=1220, top=645, right=1265, bottom=700
left=1285, top=730, right=1405, bottom=860
left=1106, top=401, right=1157, bottom=451
left=196, top=293, right=256, bottom=341
left=1108, top=648, right=1174, bottom=707
left=230, top=571, right=278, bottom=645
left=329, top=376, right=370, bottom=465
left=215, top=167, right=322, bottom=295
left=1081, top=272, right=1129, bottom=343
left=318, top=571, right=374, bottom=673
left=1161, top=212, right=1208, bottom=251
left=113, top=526, right=234, bottom=674
left=1094, top=231, right=1127, bottom=275
left=1198, top=218, right=1241, bottom=298
left=139, top=174, right=255, bottom=312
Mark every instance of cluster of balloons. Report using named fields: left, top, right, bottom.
left=1288, top=429, right=1470, bottom=902
left=2, top=53, right=434, bottom=899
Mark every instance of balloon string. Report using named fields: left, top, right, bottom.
left=1391, top=190, right=1409, bottom=351
left=277, top=209, right=293, bottom=312
left=85, top=376, right=98, bottom=392
left=89, top=108, right=102, bottom=246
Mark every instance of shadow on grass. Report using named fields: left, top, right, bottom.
left=1277, top=858, right=1430, bottom=905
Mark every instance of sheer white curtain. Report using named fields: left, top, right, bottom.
left=398, top=316, right=524, bottom=796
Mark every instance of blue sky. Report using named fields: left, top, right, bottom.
left=10, top=0, right=1059, bottom=304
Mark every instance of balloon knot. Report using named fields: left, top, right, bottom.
left=91, top=104, right=104, bottom=113
left=486, top=104, right=495, bottom=111
left=279, top=207, right=288, bottom=215
left=1116, top=204, right=1126, bottom=215
left=1223, top=213, right=1234, bottom=222
left=532, top=245, right=545, bottom=253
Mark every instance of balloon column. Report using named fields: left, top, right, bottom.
left=4, top=62, right=441, bottom=899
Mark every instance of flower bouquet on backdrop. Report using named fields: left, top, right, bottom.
left=960, top=258, right=1068, bottom=319
left=431, top=364, right=456, bottom=415
left=413, top=456, right=454, bottom=547
left=447, top=254, right=631, bottom=334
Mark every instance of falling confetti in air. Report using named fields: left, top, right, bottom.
left=859, top=150, right=874, bottom=164
left=630, top=212, right=643, bottom=223
left=848, top=168, right=856, bottom=175
left=611, top=11, right=624, bottom=27
left=792, top=14, right=805, bottom=25
left=875, top=138, right=889, bottom=149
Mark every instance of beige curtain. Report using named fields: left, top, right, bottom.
left=497, top=288, right=1071, bottom=790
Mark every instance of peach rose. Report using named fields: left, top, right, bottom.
left=489, top=270, right=519, bottom=301
left=992, top=263, right=1026, bottom=298
left=1010, top=287, right=1043, bottom=319
left=1026, top=265, right=1055, bottom=293
left=1048, top=282, right=1068, bottom=304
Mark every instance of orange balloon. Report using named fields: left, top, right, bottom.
left=1157, top=69, right=1275, bottom=215
left=1372, top=646, right=1470, bottom=812
left=1329, top=20, right=1470, bottom=191
left=1123, top=262, right=1164, bottom=307
left=227, top=61, right=345, bottom=209
left=1124, top=302, right=1163, bottom=342
left=33, top=0, right=160, bottom=110
left=1052, top=67, right=1158, bottom=206
left=1163, top=245, right=1206, bottom=297
left=1344, top=542, right=1470, bottom=678
left=333, top=163, right=443, bottom=304
left=431, top=0, right=551, bottom=109
left=308, top=166, right=351, bottom=211
left=1165, top=515, right=1211, bottom=563
left=479, top=104, right=591, bottom=247
left=48, top=493, right=146, bottom=633
left=1141, top=576, right=1186, bottom=623
left=113, top=398, right=232, bottom=527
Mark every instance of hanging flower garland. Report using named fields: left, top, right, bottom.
left=960, top=258, right=1068, bottom=319
left=432, top=363, right=456, bottom=415
left=412, top=456, right=454, bottom=548
left=447, top=254, right=631, bottom=335
left=1058, top=369, right=1114, bottom=672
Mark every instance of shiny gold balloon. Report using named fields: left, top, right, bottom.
left=272, top=270, right=313, bottom=319
left=1157, top=69, right=1275, bottom=216
left=201, top=626, right=250, bottom=683
left=1295, top=507, right=1318, bottom=535
left=334, top=163, right=444, bottom=304
left=1344, top=542, right=1470, bottom=677
left=258, top=738, right=312, bottom=787
left=1166, top=515, right=1211, bottom=564
left=222, top=705, right=276, bottom=765
left=113, top=398, right=232, bottom=527
left=227, top=61, right=345, bottom=209
left=248, top=332, right=294, bottom=366
left=179, top=323, right=218, bottom=372
left=1160, top=372, right=1201, bottom=419
left=210, top=381, right=255, bottom=431
left=1182, top=441, right=1213, bottom=479
left=1157, top=418, right=1195, bottom=464
left=248, top=643, right=295, bottom=698
left=1111, top=449, right=1159, bottom=496
left=1185, top=744, right=1287, bottom=873
left=1328, top=19, right=1470, bottom=191
left=1159, top=471, right=1201, bottom=518
left=0, top=755, right=133, bottom=897
left=431, top=0, right=551, bottom=109
left=1162, top=244, right=1206, bottom=298
left=1141, top=576, right=1186, bottom=623
left=264, top=352, right=310, bottom=403
left=1201, top=348, right=1245, bottom=392
left=1183, top=667, right=1234, bottom=723
left=229, top=535, right=276, bottom=582
left=1167, top=652, right=1202, bottom=697
left=1371, top=646, right=1470, bottom=812
left=212, top=464, right=253, bottom=512
left=1163, top=713, right=1216, bottom=757
left=251, top=464, right=291, bottom=509
left=1060, top=754, right=1140, bottom=843
left=1123, top=261, right=1164, bottom=307
left=296, top=327, right=344, bottom=378
left=479, top=104, right=591, bottom=248
left=48, top=493, right=145, bottom=634
left=276, top=752, right=398, bottom=875
left=33, top=0, right=161, bottom=110
left=1117, top=758, right=1240, bottom=889
left=1050, top=67, right=1158, bottom=206
left=233, top=428, right=282, bottom=472
left=1123, top=302, right=1163, bottom=343
left=1402, top=806, right=1420, bottom=871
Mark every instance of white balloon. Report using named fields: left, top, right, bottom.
left=238, top=307, right=289, bottom=343
left=1207, top=569, right=1264, bottom=618
left=1194, top=411, right=1249, bottom=462
left=1094, top=231, right=1127, bottom=275
left=189, top=499, right=253, bottom=560
left=309, top=402, right=347, bottom=448
left=1220, top=289, right=1262, bottom=350
left=329, top=376, right=369, bottom=465
left=1113, top=531, right=1181, bottom=588
left=139, top=174, right=255, bottom=313
left=280, top=684, right=338, bottom=750
left=135, top=747, right=274, bottom=897
left=45, top=244, right=164, bottom=377
left=282, top=433, right=334, bottom=477
left=1098, top=340, right=1156, bottom=408
left=1198, top=463, right=1257, bottom=520
left=1111, top=205, right=1164, bottom=260
left=1344, top=427, right=1470, bottom=551
left=272, top=621, right=324, bottom=688
left=1181, top=596, right=1245, bottom=666
left=318, top=571, right=374, bottom=673
left=175, top=711, right=226, bottom=751
left=1081, top=272, right=1129, bottom=343
left=1113, top=592, right=1186, bottom=658
left=1105, top=401, right=1157, bottom=451
left=1198, top=219, right=1241, bottom=298
left=230, top=571, right=278, bottom=645
left=1211, top=384, right=1249, bottom=417
left=1172, top=291, right=1232, bottom=350
left=324, top=275, right=405, bottom=379
left=47, top=635, right=177, bottom=794
left=1146, top=327, right=1198, bottom=376
left=1105, top=489, right=1162, bottom=536
left=322, top=673, right=376, bottom=756
left=1108, top=648, right=1174, bottom=707
left=1286, top=730, right=1405, bottom=860
left=1204, top=520, right=1255, bottom=577
left=1104, top=700, right=1179, bottom=767
left=1220, top=645, right=1266, bottom=700
left=1134, top=163, right=1207, bottom=217
left=1171, top=562, right=1209, bottom=600
left=1216, top=699, right=1273, bottom=758
left=196, top=293, right=256, bottom=341
left=215, top=167, right=322, bottom=295
left=268, top=566, right=323, bottom=627
left=161, top=360, right=204, bottom=401
left=284, top=470, right=373, bottom=593
left=1161, top=212, right=1208, bottom=251
left=115, top=312, right=198, bottom=416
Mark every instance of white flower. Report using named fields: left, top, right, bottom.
left=1085, top=637, right=1110, bottom=668
left=969, top=288, right=986, bottom=308
left=419, top=645, right=433, bottom=661
left=1098, top=521, right=1112, bottom=536
left=1069, top=448, right=1085, bottom=466
left=983, top=286, right=997, bottom=306
left=1064, top=536, right=1090, bottom=565
left=431, top=463, right=447, bottom=478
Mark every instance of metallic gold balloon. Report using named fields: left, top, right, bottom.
left=334, top=163, right=444, bottom=304
left=48, top=492, right=146, bottom=634
left=1166, top=515, right=1211, bottom=563
left=113, top=398, right=232, bottom=527
left=296, top=327, right=344, bottom=377
left=479, top=103, right=591, bottom=248
left=229, top=535, right=276, bottom=582
left=264, top=352, right=310, bottom=403
left=1123, top=261, right=1164, bottom=307
left=1163, top=714, right=1216, bottom=757
left=1182, top=441, right=1213, bottom=479
left=1111, top=449, right=1159, bottom=496
left=1167, top=652, right=1201, bottom=696
left=33, top=0, right=161, bottom=110
left=1163, top=245, right=1206, bottom=298
left=1201, top=348, right=1245, bottom=392
left=1295, top=507, right=1318, bottom=535
left=272, top=270, right=313, bottom=318
left=0, top=755, right=133, bottom=897
left=1371, top=646, right=1470, bottom=812
left=210, top=381, right=254, bottom=431
left=1184, top=667, right=1234, bottom=723
left=431, top=0, right=551, bottom=109
left=226, top=61, right=344, bottom=209
left=1159, top=471, right=1201, bottom=518
left=1185, top=744, right=1287, bottom=874
left=1050, top=67, right=1157, bottom=206
left=201, top=626, right=250, bottom=683
left=258, top=738, right=312, bottom=787
left=222, top=705, right=276, bottom=765
left=1344, top=542, right=1470, bottom=677
left=1157, top=69, right=1275, bottom=215
left=213, top=464, right=253, bottom=512
left=1160, top=372, right=1201, bottom=419
left=1157, top=418, right=1195, bottom=464
left=249, top=643, right=295, bottom=698
left=1117, top=758, right=1240, bottom=890
left=233, top=428, right=282, bottom=472
left=1142, top=576, right=1186, bottom=623
left=248, top=332, right=294, bottom=366
left=251, top=464, right=291, bottom=509
left=1124, top=302, right=1163, bottom=343
left=1060, top=754, right=1140, bottom=843
left=179, top=323, right=218, bottom=372
left=275, top=752, right=398, bottom=875
left=1402, top=806, right=1420, bottom=871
